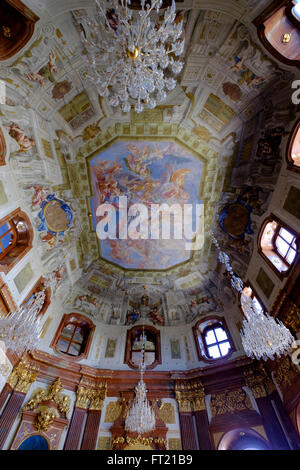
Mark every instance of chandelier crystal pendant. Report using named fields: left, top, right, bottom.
left=125, top=329, right=156, bottom=434
left=80, top=0, right=184, bottom=113
left=211, top=234, right=294, bottom=361
left=0, top=290, right=46, bottom=355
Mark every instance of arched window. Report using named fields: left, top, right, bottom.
left=51, top=313, right=95, bottom=361
left=0, top=0, right=39, bottom=61
left=254, top=0, right=300, bottom=68
left=218, top=428, right=270, bottom=450
left=259, top=216, right=299, bottom=277
left=124, top=325, right=161, bottom=370
left=17, top=434, right=49, bottom=451
left=0, top=221, right=17, bottom=259
left=287, top=120, right=300, bottom=172
left=0, top=208, right=33, bottom=274
left=193, top=317, right=235, bottom=362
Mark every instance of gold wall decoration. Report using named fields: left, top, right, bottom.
left=273, top=356, right=298, bottom=393
left=130, top=108, right=163, bottom=123
left=104, top=401, right=122, bottom=423
left=105, top=338, right=117, bottom=358
left=252, top=425, right=268, bottom=442
left=7, top=357, right=38, bottom=393
left=14, top=263, right=34, bottom=294
left=170, top=339, right=181, bottom=359
left=40, top=317, right=52, bottom=339
left=98, top=436, right=112, bottom=450
left=184, top=336, right=191, bottom=361
left=0, top=181, right=8, bottom=206
left=168, top=438, right=181, bottom=450
left=213, top=432, right=224, bottom=449
left=89, top=387, right=106, bottom=411
left=210, top=389, right=253, bottom=417
left=243, top=363, right=276, bottom=398
left=24, top=378, right=70, bottom=419
left=35, top=406, right=60, bottom=432
left=158, top=402, right=175, bottom=424
left=76, top=385, right=92, bottom=409
left=42, top=138, right=54, bottom=159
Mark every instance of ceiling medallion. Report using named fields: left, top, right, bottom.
left=80, top=0, right=184, bottom=113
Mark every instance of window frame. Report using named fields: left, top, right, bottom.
left=258, top=214, right=299, bottom=279
left=124, top=324, right=161, bottom=370
left=202, top=323, right=232, bottom=360
left=57, top=321, right=89, bottom=357
left=193, top=316, right=235, bottom=363
left=286, top=120, right=300, bottom=173
left=253, top=0, right=300, bottom=68
left=0, top=208, right=33, bottom=274
left=50, top=313, right=95, bottom=361
left=0, top=220, right=17, bottom=259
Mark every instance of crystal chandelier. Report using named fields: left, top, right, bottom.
left=0, top=290, right=46, bottom=355
left=211, top=235, right=294, bottom=361
left=125, top=329, right=156, bottom=434
left=80, top=0, right=184, bottom=113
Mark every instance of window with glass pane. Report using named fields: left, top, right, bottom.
left=275, top=227, right=297, bottom=265
left=57, top=322, right=86, bottom=356
left=291, top=126, right=300, bottom=167
left=0, top=221, right=16, bottom=258
left=204, top=324, right=231, bottom=359
left=131, top=332, right=156, bottom=366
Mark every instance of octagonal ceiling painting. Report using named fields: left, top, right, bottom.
left=89, top=140, right=203, bottom=270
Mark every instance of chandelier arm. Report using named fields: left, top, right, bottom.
left=135, top=0, right=165, bottom=47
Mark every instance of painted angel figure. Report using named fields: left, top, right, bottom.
left=5, top=122, right=35, bottom=152
left=26, top=50, right=58, bottom=85
left=28, top=185, right=50, bottom=208
left=149, top=306, right=164, bottom=326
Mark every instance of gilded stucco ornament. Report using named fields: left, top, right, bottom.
left=76, top=380, right=107, bottom=410
left=35, top=406, right=60, bottom=432
left=7, top=358, right=38, bottom=393
left=210, top=389, right=253, bottom=417
left=23, top=377, right=71, bottom=425
left=243, top=363, right=276, bottom=398
left=175, top=379, right=206, bottom=413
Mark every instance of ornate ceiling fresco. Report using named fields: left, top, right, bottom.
left=89, top=139, right=204, bottom=270
left=0, top=0, right=298, bottom=327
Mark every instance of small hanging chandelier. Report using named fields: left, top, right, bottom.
left=211, top=234, right=294, bottom=361
left=80, top=0, right=184, bottom=113
left=0, top=290, right=46, bottom=356
left=125, top=328, right=156, bottom=434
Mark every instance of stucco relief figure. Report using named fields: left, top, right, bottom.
left=5, top=122, right=35, bottom=153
